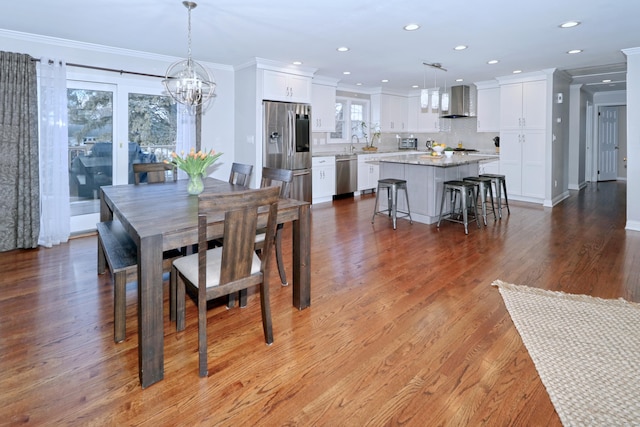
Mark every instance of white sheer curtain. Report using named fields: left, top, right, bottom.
left=38, top=58, right=70, bottom=247
left=175, top=107, right=196, bottom=179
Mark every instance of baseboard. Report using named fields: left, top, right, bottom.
left=625, top=220, right=640, bottom=232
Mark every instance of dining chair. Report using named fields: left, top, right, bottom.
left=133, top=162, right=177, bottom=184
left=258, top=167, right=293, bottom=286
left=172, top=186, right=280, bottom=377
left=228, top=162, right=253, bottom=187
left=228, top=167, right=294, bottom=308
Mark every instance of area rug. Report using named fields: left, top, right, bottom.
left=492, top=280, right=640, bottom=426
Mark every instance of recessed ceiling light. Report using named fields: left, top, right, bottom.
left=412, top=85, right=419, bottom=88
left=337, top=47, right=350, bottom=52
left=567, top=49, right=583, bottom=54
left=560, top=21, right=580, bottom=28
left=455, top=78, right=463, bottom=82
left=454, top=45, right=467, bottom=51
left=381, top=79, right=389, bottom=83
left=602, top=79, right=612, bottom=83
left=513, top=70, right=522, bottom=74
left=487, top=59, right=499, bottom=65
left=343, top=71, right=351, bottom=75
left=292, top=61, right=302, bottom=65
left=356, top=83, right=363, bottom=86
left=404, top=24, right=420, bottom=31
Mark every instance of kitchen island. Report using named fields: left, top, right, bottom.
left=376, top=153, right=498, bottom=225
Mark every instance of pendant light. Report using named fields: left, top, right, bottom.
left=163, top=1, right=216, bottom=113
left=423, top=62, right=447, bottom=112
left=420, top=67, right=429, bottom=109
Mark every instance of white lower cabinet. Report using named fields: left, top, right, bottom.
left=357, top=154, right=380, bottom=192
left=500, top=129, right=545, bottom=199
left=312, top=156, right=335, bottom=204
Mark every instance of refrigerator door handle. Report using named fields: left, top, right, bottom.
left=287, top=110, right=295, bottom=158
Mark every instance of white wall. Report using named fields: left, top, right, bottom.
left=623, top=48, right=640, bottom=231
left=550, top=70, right=572, bottom=205
left=568, top=84, right=589, bottom=190
left=0, top=29, right=236, bottom=181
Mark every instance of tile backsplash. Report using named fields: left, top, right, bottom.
left=313, top=117, right=499, bottom=154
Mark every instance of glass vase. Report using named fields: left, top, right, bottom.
left=187, top=173, right=204, bottom=195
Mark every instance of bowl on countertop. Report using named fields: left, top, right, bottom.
left=432, top=145, right=445, bottom=154
left=444, top=150, right=454, bottom=158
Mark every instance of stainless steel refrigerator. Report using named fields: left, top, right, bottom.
left=263, top=101, right=312, bottom=203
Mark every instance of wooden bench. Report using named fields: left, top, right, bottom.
left=97, top=221, right=181, bottom=343
left=97, top=221, right=139, bottom=343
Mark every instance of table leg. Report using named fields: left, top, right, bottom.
left=292, top=203, right=311, bottom=310
left=137, top=234, right=164, bottom=388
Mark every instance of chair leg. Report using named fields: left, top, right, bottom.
left=471, top=186, right=481, bottom=229
left=371, top=185, right=381, bottom=223
left=176, top=273, right=186, bottom=332
left=437, top=187, right=448, bottom=227
left=114, top=271, right=126, bottom=343
left=170, top=266, right=177, bottom=322
left=239, top=289, right=248, bottom=308
left=478, top=182, right=488, bottom=225
left=227, top=292, right=237, bottom=309
left=502, top=178, right=511, bottom=215
left=274, top=224, right=288, bottom=286
left=198, top=293, right=208, bottom=378
left=486, top=183, right=497, bottom=221
left=259, top=282, right=274, bottom=345
left=461, top=188, right=469, bottom=235
left=402, top=187, right=413, bottom=224
left=391, top=184, right=398, bottom=230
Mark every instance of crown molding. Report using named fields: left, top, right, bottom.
left=0, top=29, right=233, bottom=72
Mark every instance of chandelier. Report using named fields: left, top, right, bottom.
left=163, top=1, right=216, bottom=112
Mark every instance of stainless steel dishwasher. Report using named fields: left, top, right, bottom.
left=335, top=154, right=357, bottom=196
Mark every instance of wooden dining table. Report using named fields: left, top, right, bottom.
left=99, top=177, right=311, bottom=388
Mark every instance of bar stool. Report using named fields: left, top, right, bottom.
left=480, top=173, right=510, bottom=218
left=371, top=178, right=412, bottom=229
left=437, top=180, right=481, bottom=234
left=463, top=176, right=497, bottom=225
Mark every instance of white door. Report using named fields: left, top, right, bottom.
left=68, top=79, right=178, bottom=234
left=598, top=106, right=618, bottom=181
left=68, top=81, right=117, bottom=233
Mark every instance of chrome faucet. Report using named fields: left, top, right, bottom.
left=350, top=135, right=359, bottom=152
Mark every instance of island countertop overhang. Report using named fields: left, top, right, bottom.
left=377, top=153, right=498, bottom=168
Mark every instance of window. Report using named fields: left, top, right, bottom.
left=128, top=93, right=177, bottom=163
left=330, top=97, right=369, bottom=143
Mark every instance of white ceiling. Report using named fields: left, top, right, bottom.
left=2, top=0, right=637, bottom=93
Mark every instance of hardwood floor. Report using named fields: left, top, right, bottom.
left=1, top=181, right=638, bottom=426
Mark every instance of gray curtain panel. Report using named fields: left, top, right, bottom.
left=0, top=52, right=40, bottom=251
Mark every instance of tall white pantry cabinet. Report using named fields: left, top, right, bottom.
left=498, top=73, right=549, bottom=203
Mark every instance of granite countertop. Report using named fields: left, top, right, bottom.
left=312, top=149, right=421, bottom=157
left=376, top=153, right=498, bottom=167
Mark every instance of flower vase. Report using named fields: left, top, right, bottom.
left=187, top=173, right=204, bottom=195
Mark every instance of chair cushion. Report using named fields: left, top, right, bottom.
left=173, top=247, right=262, bottom=288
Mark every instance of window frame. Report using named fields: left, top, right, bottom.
left=329, top=96, right=370, bottom=144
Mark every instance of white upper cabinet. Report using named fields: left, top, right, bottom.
left=407, top=95, right=440, bottom=133
left=311, top=83, right=336, bottom=132
left=372, top=93, right=408, bottom=132
left=499, top=80, right=547, bottom=130
left=475, top=82, right=500, bottom=132
left=262, top=69, right=312, bottom=103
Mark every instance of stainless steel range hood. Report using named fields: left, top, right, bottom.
left=441, top=85, right=475, bottom=118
